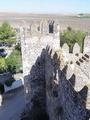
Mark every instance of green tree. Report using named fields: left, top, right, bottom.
left=60, top=27, right=85, bottom=53
left=0, top=22, right=16, bottom=45
left=75, top=31, right=85, bottom=52
left=6, top=49, right=22, bottom=74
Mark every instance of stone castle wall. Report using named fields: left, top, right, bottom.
left=20, top=20, right=90, bottom=119
left=20, top=23, right=60, bottom=105
left=45, top=48, right=90, bottom=120
left=22, top=46, right=90, bottom=120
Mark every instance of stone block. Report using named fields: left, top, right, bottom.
left=73, top=43, right=80, bottom=54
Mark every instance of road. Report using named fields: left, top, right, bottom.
left=0, top=87, right=25, bottom=120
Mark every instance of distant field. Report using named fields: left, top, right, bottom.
left=0, top=12, right=90, bottom=32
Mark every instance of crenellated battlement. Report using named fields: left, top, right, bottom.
left=20, top=22, right=90, bottom=119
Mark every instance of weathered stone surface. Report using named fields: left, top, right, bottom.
left=73, top=43, right=80, bottom=54
left=84, top=36, right=90, bottom=54
left=58, top=68, right=87, bottom=120
left=62, top=43, right=69, bottom=53
left=20, top=25, right=90, bottom=120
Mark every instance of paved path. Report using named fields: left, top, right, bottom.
left=0, top=87, right=25, bottom=120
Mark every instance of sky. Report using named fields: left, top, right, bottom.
left=0, top=0, right=90, bottom=14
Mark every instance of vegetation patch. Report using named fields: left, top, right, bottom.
left=0, top=22, right=16, bottom=46
left=6, top=49, right=22, bottom=74
left=60, top=27, right=85, bottom=53
left=0, top=22, right=22, bottom=74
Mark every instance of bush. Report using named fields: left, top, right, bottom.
left=0, top=83, right=4, bottom=94
left=5, top=77, right=15, bottom=87
left=0, top=22, right=16, bottom=45
left=0, top=57, right=7, bottom=73
left=4, top=38, right=16, bottom=45
left=6, top=49, right=22, bottom=74
left=60, top=27, right=85, bottom=53
left=0, top=48, right=22, bottom=74
left=7, top=65, right=16, bottom=74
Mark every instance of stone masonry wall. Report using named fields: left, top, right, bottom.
left=45, top=47, right=89, bottom=120
left=20, top=26, right=60, bottom=105
left=20, top=25, right=90, bottom=120
left=22, top=45, right=90, bottom=120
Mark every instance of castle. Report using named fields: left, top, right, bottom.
left=19, top=19, right=90, bottom=120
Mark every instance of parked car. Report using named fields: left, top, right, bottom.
left=0, top=49, right=7, bottom=57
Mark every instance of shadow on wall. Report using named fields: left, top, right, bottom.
left=22, top=46, right=90, bottom=120
left=45, top=46, right=90, bottom=120
left=58, top=66, right=89, bottom=120
left=22, top=48, right=49, bottom=120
